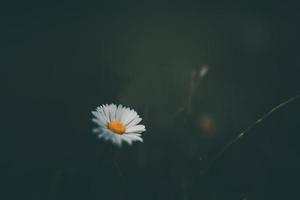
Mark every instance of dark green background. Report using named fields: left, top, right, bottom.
left=2, top=1, right=300, bottom=199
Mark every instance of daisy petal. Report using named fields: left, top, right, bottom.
left=98, top=131, right=108, bottom=139
left=92, top=118, right=106, bottom=127
left=103, top=105, right=111, bottom=121
left=96, top=107, right=109, bottom=123
left=91, top=111, right=100, bottom=118
left=125, top=125, right=146, bottom=133
left=126, top=133, right=142, bottom=137
left=120, top=135, right=133, bottom=145
left=120, top=107, right=131, bottom=124
left=115, top=104, right=123, bottom=121
left=124, top=134, right=143, bottom=142
left=113, top=135, right=122, bottom=147
left=123, top=110, right=138, bottom=126
left=92, top=128, right=101, bottom=133
left=109, top=104, right=117, bottom=120
left=126, top=117, right=142, bottom=128
left=98, top=112, right=109, bottom=125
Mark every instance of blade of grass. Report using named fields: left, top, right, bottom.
left=203, top=94, right=300, bottom=173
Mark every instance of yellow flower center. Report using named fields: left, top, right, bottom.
left=107, top=120, right=126, bottom=134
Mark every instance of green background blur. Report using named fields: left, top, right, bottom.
left=2, top=1, right=300, bottom=199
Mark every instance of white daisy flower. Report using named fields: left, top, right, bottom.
left=91, top=104, right=146, bottom=147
